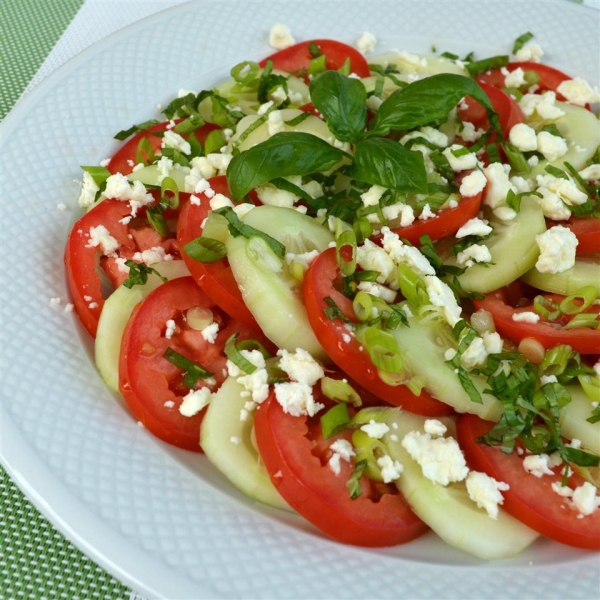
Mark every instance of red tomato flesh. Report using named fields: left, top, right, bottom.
left=303, top=248, right=454, bottom=416
left=457, top=413, right=600, bottom=550
left=254, top=390, right=428, bottom=546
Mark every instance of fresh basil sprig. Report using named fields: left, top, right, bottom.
left=352, top=137, right=428, bottom=193
left=226, top=132, right=347, bottom=201
left=369, top=73, right=500, bottom=137
left=309, top=71, right=367, bottom=144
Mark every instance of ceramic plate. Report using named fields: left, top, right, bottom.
left=1, top=0, right=598, bottom=597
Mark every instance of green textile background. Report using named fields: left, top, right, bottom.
left=1, top=3, right=131, bottom=597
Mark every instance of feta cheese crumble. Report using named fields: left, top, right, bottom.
left=465, top=471, right=510, bottom=519
left=512, top=311, right=540, bottom=324
left=360, top=420, right=390, bottom=439
left=269, top=24, right=295, bottom=50
left=179, top=387, right=212, bottom=417
left=356, top=31, right=377, bottom=54
left=556, top=77, right=600, bottom=106
left=535, top=225, right=578, bottom=274
left=377, top=455, right=404, bottom=483
left=455, top=217, right=492, bottom=239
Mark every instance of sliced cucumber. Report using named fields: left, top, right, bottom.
left=230, top=109, right=335, bottom=152
left=521, top=256, right=600, bottom=296
left=127, top=164, right=189, bottom=190
left=200, top=376, right=291, bottom=510
left=527, top=102, right=600, bottom=176
left=560, top=385, right=600, bottom=456
left=449, top=198, right=546, bottom=294
left=95, top=260, right=190, bottom=392
left=368, top=52, right=469, bottom=77
left=380, top=315, right=503, bottom=420
left=354, top=407, right=539, bottom=560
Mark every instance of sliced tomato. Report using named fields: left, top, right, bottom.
left=457, top=413, right=600, bottom=549
left=389, top=175, right=484, bottom=244
left=118, top=276, right=268, bottom=451
left=64, top=199, right=137, bottom=337
left=303, top=248, right=454, bottom=416
left=476, top=62, right=571, bottom=97
left=177, top=176, right=262, bottom=332
left=107, top=121, right=221, bottom=176
left=473, top=288, right=600, bottom=354
left=254, top=389, right=427, bottom=546
left=299, top=102, right=321, bottom=117
left=547, top=217, right=600, bottom=256
left=458, top=82, right=525, bottom=140
left=259, top=39, right=371, bottom=77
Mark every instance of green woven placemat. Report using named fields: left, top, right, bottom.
left=0, top=2, right=131, bottom=598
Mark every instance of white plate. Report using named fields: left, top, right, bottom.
left=1, top=0, right=599, bottom=597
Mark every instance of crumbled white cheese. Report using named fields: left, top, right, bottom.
left=377, top=455, right=404, bottom=483
left=328, top=439, right=355, bottom=476
left=537, top=131, right=568, bottom=162
left=78, top=171, right=100, bottom=208
left=456, top=243, right=492, bottom=268
left=514, top=41, right=544, bottom=62
left=466, top=471, right=510, bottom=519
left=267, top=109, right=285, bottom=136
left=540, top=374, right=558, bottom=385
left=209, top=193, right=234, bottom=211
left=556, top=77, right=600, bottom=106
left=423, top=276, right=463, bottom=327
left=179, top=387, right=212, bottom=417
left=162, top=130, right=191, bottom=155
left=380, top=227, right=436, bottom=277
left=460, top=121, right=485, bottom=143
left=459, top=170, right=487, bottom=198
left=442, top=144, right=479, bottom=172
left=165, top=319, right=176, bottom=340
left=578, top=164, right=600, bottom=182
left=504, top=67, right=526, bottom=88
left=357, top=281, right=397, bottom=303
left=571, top=482, right=600, bottom=516
left=551, top=481, right=574, bottom=498
left=269, top=24, right=295, bottom=50
left=535, top=225, right=578, bottom=274
left=401, top=430, right=469, bottom=485
left=277, top=348, right=324, bottom=386
left=419, top=204, right=436, bottom=220
left=155, top=156, right=174, bottom=184
left=509, top=123, right=538, bottom=152
left=455, top=217, right=492, bottom=239
left=206, top=152, right=233, bottom=174
left=482, top=331, right=503, bottom=355
left=132, top=245, right=172, bottom=265
left=522, top=453, right=556, bottom=477
left=201, top=322, right=219, bottom=344
left=519, top=91, right=565, bottom=120
left=356, top=239, right=396, bottom=285
left=356, top=31, right=377, bottom=55
left=360, top=185, right=386, bottom=207
left=360, top=420, right=390, bottom=439
left=400, top=126, right=448, bottom=148
left=256, top=183, right=298, bottom=208
left=274, top=381, right=324, bottom=417
left=512, top=311, right=540, bottom=324
left=86, top=225, right=119, bottom=255
left=482, top=162, right=516, bottom=215
left=423, top=419, right=447, bottom=437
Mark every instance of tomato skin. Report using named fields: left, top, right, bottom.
left=119, top=276, right=268, bottom=451
left=473, top=289, right=600, bottom=354
left=177, top=176, right=262, bottom=333
left=64, top=199, right=137, bottom=337
left=458, top=82, right=525, bottom=140
left=547, top=217, right=600, bottom=256
left=254, top=391, right=428, bottom=546
left=108, top=121, right=221, bottom=176
left=303, top=248, right=454, bottom=416
left=476, top=62, right=571, bottom=97
left=457, top=414, right=600, bottom=550
left=259, top=39, right=371, bottom=77
left=389, top=182, right=483, bottom=244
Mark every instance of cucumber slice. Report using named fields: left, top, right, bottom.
left=521, top=256, right=600, bottom=296
left=369, top=52, right=469, bottom=77
left=231, top=109, right=335, bottom=152
left=200, top=376, right=291, bottom=511
left=450, top=198, right=546, bottom=294
left=226, top=237, right=325, bottom=359
left=354, top=407, right=539, bottom=560
left=560, top=385, right=600, bottom=456
left=527, top=102, right=600, bottom=176
left=95, top=260, right=190, bottom=392
left=127, top=164, right=189, bottom=190
left=381, top=315, right=503, bottom=420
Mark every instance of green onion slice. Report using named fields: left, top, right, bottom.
left=163, top=347, right=213, bottom=388
left=559, top=286, right=598, bottom=315
left=336, top=229, right=357, bottom=277
left=136, top=137, right=156, bottom=166
left=347, top=459, right=368, bottom=499
left=533, top=295, right=562, bottom=321
left=320, top=377, right=362, bottom=406
left=364, top=327, right=403, bottom=374
left=231, top=61, right=260, bottom=85
left=396, top=264, right=428, bottom=308
left=183, top=237, right=227, bottom=263
left=563, top=313, right=600, bottom=330
left=224, top=333, right=262, bottom=374
left=161, top=176, right=180, bottom=209
left=320, top=403, right=351, bottom=439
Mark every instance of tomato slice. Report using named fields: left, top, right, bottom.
left=64, top=199, right=137, bottom=337
left=254, top=389, right=428, bottom=546
left=389, top=175, right=483, bottom=244
left=457, top=413, right=600, bottom=549
left=476, top=62, right=571, bottom=97
left=108, top=121, right=221, bottom=176
left=118, top=276, right=268, bottom=451
left=177, top=176, right=262, bottom=332
left=259, top=39, right=371, bottom=77
left=459, top=82, right=525, bottom=140
left=547, top=217, right=600, bottom=256
left=303, top=248, right=454, bottom=416
left=473, top=287, right=600, bottom=354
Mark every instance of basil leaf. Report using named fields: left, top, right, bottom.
left=352, top=137, right=428, bottom=193
left=226, top=132, right=347, bottom=201
left=370, top=73, right=499, bottom=136
left=309, top=71, right=367, bottom=143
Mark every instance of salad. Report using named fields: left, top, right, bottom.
left=64, top=25, right=600, bottom=559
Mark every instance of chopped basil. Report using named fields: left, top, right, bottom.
left=81, top=166, right=111, bottom=187
left=224, top=333, right=258, bottom=374
left=323, top=296, right=351, bottom=322
left=465, top=55, right=510, bottom=77
left=204, top=129, right=227, bottom=155
left=512, top=32, right=535, bottom=55
left=163, top=348, right=213, bottom=388
left=114, top=119, right=160, bottom=141
left=347, top=459, right=368, bottom=499
left=122, top=261, right=168, bottom=289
